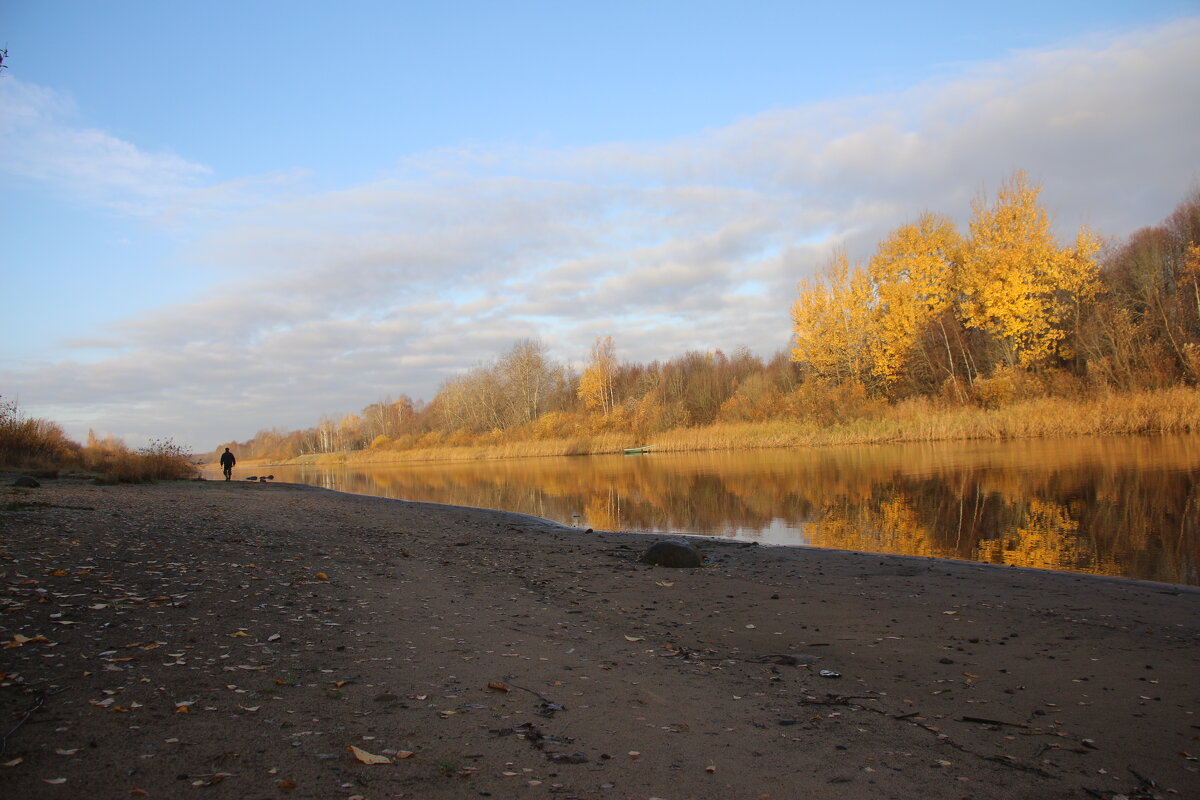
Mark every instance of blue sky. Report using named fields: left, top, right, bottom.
left=2, top=1, right=1199, bottom=450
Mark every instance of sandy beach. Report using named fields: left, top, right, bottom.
left=1, top=476, right=1197, bottom=799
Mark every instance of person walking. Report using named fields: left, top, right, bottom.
left=219, top=447, right=236, bottom=481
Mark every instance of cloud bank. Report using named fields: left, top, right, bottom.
left=4, top=19, right=1200, bottom=449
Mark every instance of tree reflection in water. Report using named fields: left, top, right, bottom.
left=267, top=435, right=1199, bottom=585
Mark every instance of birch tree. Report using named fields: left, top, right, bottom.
left=791, top=251, right=875, bottom=384
left=959, top=171, right=1100, bottom=368
left=578, top=335, right=618, bottom=414
left=868, top=213, right=963, bottom=389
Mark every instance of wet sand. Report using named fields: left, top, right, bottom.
left=1, top=477, right=1198, bottom=799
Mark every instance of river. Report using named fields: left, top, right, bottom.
left=211, top=435, right=1200, bottom=585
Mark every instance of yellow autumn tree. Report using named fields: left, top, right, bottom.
left=868, top=213, right=963, bottom=388
left=578, top=335, right=618, bottom=414
left=959, top=171, right=1100, bottom=368
left=791, top=251, right=875, bottom=384
left=1183, top=243, right=1200, bottom=320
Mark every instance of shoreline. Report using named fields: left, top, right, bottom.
left=2, top=477, right=1198, bottom=799
left=209, top=388, right=1200, bottom=469
left=299, top=479, right=1200, bottom=597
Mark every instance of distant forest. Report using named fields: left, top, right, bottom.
left=214, top=173, right=1200, bottom=462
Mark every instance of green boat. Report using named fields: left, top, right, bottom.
left=623, top=445, right=654, bottom=455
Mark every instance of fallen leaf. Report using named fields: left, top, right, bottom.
left=267, top=633, right=281, bottom=642
left=315, top=572, right=329, bottom=581
left=396, top=751, right=414, bottom=759
left=228, top=631, right=249, bottom=638
left=655, top=581, right=674, bottom=587
left=45, top=778, right=67, bottom=784
left=129, top=788, right=149, bottom=797
left=55, top=748, right=80, bottom=756
left=10, top=634, right=49, bottom=646
left=624, top=635, right=645, bottom=642
left=277, top=779, right=297, bottom=790
left=348, top=745, right=392, bottom=765
left=487, top=681, right=510, bottom=692
left=3, top=757, right=23, bottom=767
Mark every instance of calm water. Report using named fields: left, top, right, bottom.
left=216, top=436, right=1200, bottom=585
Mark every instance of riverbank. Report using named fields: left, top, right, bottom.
left=265, top=386, right=1200, bottom=467
left=2, top=477, right=1198, bottom=799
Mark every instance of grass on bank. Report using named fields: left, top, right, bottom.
left=80, top=437, right=197, bottom=483
left=286, top=385, right=1200, bottom=467
left=0, top=397, right=196, bottom=483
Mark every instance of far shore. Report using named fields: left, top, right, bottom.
left=2, top=475, right=1198, bottom=799
left=209, top=386, right=1200, bottom=469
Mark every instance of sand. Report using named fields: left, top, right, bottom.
left=1, top=476, right=1197, bottom=800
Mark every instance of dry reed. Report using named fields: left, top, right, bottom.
left=298, top=386, right=1200, bottom=466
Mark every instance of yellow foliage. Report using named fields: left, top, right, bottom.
left=868, top=213, right=962, bottom=386
left=959, top=171, right=1100, bottom=367
left=578, top=336, right=618, bottom=413
left=578, top=364, right=610, bottom=412
left=790, top=252, right=874, bottom=384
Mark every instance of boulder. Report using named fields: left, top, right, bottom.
left=13, top=475, right=40, bottom=488
left=639, top=538, right=703, bottom=568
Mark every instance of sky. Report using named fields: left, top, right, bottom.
left=2, top=1, right=1199, bottom=452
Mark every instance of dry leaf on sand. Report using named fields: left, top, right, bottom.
left=347, top=745, right=392, bottom=764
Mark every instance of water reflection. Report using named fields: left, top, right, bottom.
left=235, top=436, right=1199, bottom=585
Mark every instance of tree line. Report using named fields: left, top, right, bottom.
left=213, top=172, right=1200, bottom=462
left=791, top=171, right=1199, bottom=404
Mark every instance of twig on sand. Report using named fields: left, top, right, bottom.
left=798, top=693, right=881, bottom=705
left=0, top=691, right=57, bottom=757
left=508, top=683, right=566, bottom=717
left=960, top=715, right=1030, bottom=729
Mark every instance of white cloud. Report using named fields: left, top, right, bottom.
left=5, top=18, right=1200, bottom=447
left=0, top=78, right=212, bottom=214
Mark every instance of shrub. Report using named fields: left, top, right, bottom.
left=0, top=396, right=81, bottom=469
left=87, top=437, right=197, bottom=483
left=971, top=367, right=1019, bottom=409
left=446, top=428, right=478, bottom=446
left=416, top=430, right=445, bottom=448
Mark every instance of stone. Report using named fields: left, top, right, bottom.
left=13, top=475, right=40, bottom=488
left=638, top=538, right=703, bottom=568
